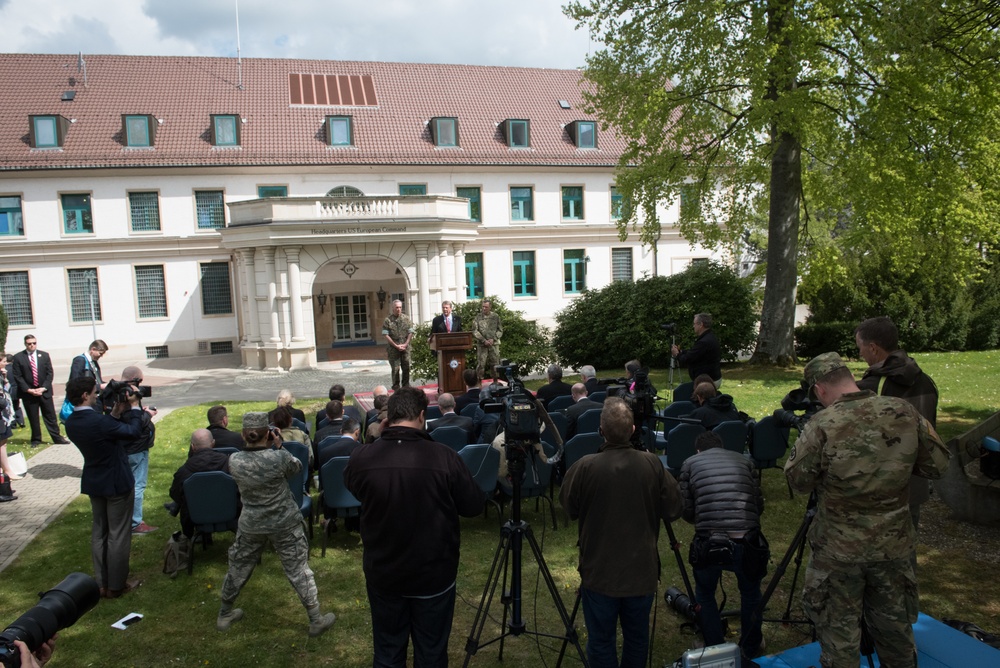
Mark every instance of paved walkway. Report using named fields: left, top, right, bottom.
left=0, top=353, right=404, bottom=572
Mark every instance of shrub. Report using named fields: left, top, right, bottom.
left=553, top=261, right=758, bottom=370
left=409, top=296, right=556, bottom=380
left=794, top=321, right=857, bottom=360
left=0, top=303, right=7, bottom=353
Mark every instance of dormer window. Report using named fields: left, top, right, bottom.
left=29, top=115, right=71, bottom=148
left=211, top=115, right=241, bottom=146
left=123, top=114, right=157, bottom=147
left=327, top=116, right=353, bottom=146
left=503, top=119, right=530, bottom=148
left=431, top=117, right=458, bottom=147
left=571, top=120, right=597, bottom=149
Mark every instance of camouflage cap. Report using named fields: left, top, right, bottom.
left=803, top=352, right=847, bottom=391
left=242, top=412, right=269, bottom=429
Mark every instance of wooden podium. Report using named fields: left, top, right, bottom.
left=429, top=331, right=473, bottom=395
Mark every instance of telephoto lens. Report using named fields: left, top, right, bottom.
left=665, top=586, right=699, bottom=622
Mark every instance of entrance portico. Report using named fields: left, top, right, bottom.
left=223, top=195, right=477, bottom=370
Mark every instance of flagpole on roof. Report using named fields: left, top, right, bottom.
left=77, top=52, right=88, bottom=87
left=235, top=0, right=244, bottom=90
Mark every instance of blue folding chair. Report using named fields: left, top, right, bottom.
left=319, top=456, right=361, bottom=556
left=431, top=425, right=472, bottom=452
left=672, top=382, right=695, bottom=403
left=458, top=444, right=502, bottom=521
left=183, top=471, right=240, bottom=574
left=714, top=420, right=749, bottom=455
left=547, top=395, right=574, bottom=412
left=291, top=417, right=310, bottom=436
left=589, top=391, right=607, bottom=404
left=460, top=403, right=479, bottom=419
left=283, top=439, right=312, bottom=492
left=662, top=400, right=696, bottom=420
left=575, top=408, right=603, bottom=435
left=213, top=447, right=239, bottom=456
left=563, top=432, right=604, bottom=472
left=547, top=412, right=569, bottom=442
left=663, top=423, right=705, bottom=478
left=751, top=415, right=793, bottom=498
left=286, top=461, right=313, bottom=541
left=425, top=405, right=443, bottom=421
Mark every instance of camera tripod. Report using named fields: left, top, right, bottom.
left=463, top=451, right=588, bottom=667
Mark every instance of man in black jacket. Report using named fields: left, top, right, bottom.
left=453, top=369, right=482, bottom=413
left=344, top=387, right=483, bottom=667
left=672, top=313, right=722, bottom=386
left=535, top=364, right=573, bottom=408
left=207, top=405, right=245, bottom=450
left=170, top=428, right=232, bottom=537
left=11, top=334, right=69, bottom=447
left=680, top=431, right=767, bottom=662
left=689, top=382, right=741, bottom=429
left=563, top=383, right=603, bottom=439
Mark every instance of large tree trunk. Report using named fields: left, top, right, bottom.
left=749, top=129, right=801, bottom=366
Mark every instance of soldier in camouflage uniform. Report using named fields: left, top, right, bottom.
left=382, top=300, right=414, bottom=390
left=785, top=353, right=950, bottom=668
left=472, top=300, right=503, bottom=378
left=217, top=412, right=336, bottom=637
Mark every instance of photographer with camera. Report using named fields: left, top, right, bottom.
left=218, top=412, right=336, bottom=637
left=109, top=366, right=158, bottom=535
left=671, top=314, right=722, bottom=387
left=680, top=431, right=767, bottom=664
left=560, top=397, right=682, bottom=668
left=64, top=376, right=145, bottom=599
left=784, top=353, right=950, bottom=668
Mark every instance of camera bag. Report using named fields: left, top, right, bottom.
left=689, top=533, right=735, bottom=568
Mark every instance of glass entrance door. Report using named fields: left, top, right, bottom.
left=333, top=294, right=371, bottom=342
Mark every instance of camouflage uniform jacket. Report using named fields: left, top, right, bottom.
left=785, top=390, right=950, bottom=563
left=472, top=312, right=503, bottom=344
left=229, top=447, right=302, bottom=534
left=382, top=313, right=414, bottom=345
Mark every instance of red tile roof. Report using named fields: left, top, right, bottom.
left=0, top=54, right=627, bottom=171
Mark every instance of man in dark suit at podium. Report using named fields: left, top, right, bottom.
left=427, top=301, right=462, bottom=355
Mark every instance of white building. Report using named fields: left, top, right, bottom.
left=0, top=54, right=711, bottom=370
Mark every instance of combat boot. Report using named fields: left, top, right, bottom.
left=217, top=607, right=244, bottom=631
left=308, top=611, right=336, bottom=637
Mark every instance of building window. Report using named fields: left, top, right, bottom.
left=146, top=345, right=169, bottom=359
left=195, top=191, right=226, bottom=230
left=432, top=117, right=458, bottom=147
left=562, top=186, right=584, bottom=220
left=612, top=248, right=634, bottom=282
left=399, top=184, right=427, bottom=196
left=510, top=187, right=533, bottom=221
left=210, top=341, right=234, bottom=355
left=212, top=115, right=240, bottom=146
left=61, top=194, right=93, bottom=234
left=68, top=269, right=102, bottom=322
left=465, top=252, right=484, bottom=299
left=391, top=293, right=406, bottom=311
left=30, top=115, right=69, bottom=148
left=564, top=249, right=587, bottom=293
left=0, top=196, right=24, bottom=236
left=128, top=192, right=161, bottom=232
left=135, top=265, right=167, bottom=319
left=0, top=271, right=33, bottom=326
left=456, top=187, right=481, bottom=222
left=505, top=119, right=530, bottom=148
left=327, top=116, right=353, bottom=146
left=513, top=251, right=536, bottom=297
left=611, top=186, right=624, bottom=221
left=327, top=185, right=364, bottom=197
left=680, top=183, right=701, bottom=220
left=200, top=262, right=233, bottom=315
left=257, top=185, right=288, bottom=198
left=124, top=115, right=154, bottom=147
left=573, top=121, right=597, bottom=148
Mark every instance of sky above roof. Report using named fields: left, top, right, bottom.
left=0, top=0, right=597, bottom=70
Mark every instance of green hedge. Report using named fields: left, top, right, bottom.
left=793, top=321, right=857, bottom=360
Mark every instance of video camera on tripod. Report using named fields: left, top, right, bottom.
left=772, top=381, right=823, bottom=431
left=479, top=360, right=541, bottom=461
left=602, top=368, right=661, bottom=450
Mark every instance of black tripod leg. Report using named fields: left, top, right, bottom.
left=555, top=587, right=584, bottom=668
left=522, top=525, right=589, bottom=668
left=463, top=523, right=514, bottom=667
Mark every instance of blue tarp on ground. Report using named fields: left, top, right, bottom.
left=755, top=614, right=1000, bottom=668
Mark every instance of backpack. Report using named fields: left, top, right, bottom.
left=162, top=531, right=192, bottom=578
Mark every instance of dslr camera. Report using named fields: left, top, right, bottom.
left=100, top=378, right=152, bottom=405
left=772, top=381, right=823, bottom=431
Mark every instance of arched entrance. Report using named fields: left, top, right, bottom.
left=312, top=256, right=410, bottom=360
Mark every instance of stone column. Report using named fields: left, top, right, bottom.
left=284, top=246, right=305, bottom=342
left=240, top=248, right=261, bottom=343
left=261, top=247, right=281, bottom=343
left=452, top=243, right=466, bottom=303
left=415, top=242, right=430, bottom=323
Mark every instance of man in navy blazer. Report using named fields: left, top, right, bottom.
left=426, top=393, right=474, bottom=438
left=11, top=334, right=69, bottom=447
left=64, top=376, right=145, bottom=599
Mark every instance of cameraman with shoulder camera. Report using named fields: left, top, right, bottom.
left=64, top=376, right=145, bottom=599
left=115, top=366, right=158, bottom=535
left=560, top=397, right=682, bottom=668
left=784, top=353, right=950, bottom=668
left=671, top=314, right=722, bottom=387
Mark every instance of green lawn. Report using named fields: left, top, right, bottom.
left=4, top=352, right=999, bottom=667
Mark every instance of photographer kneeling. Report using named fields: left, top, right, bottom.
left=679, top=431, right=768, bottom=664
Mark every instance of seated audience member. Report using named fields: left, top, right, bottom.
left=564, top=383, right=603, bottom=438
left=426, top=393, right=474, bottom=437
left=276, top=389, right=306, bottom=427
left=169, top=429, right=233, bottom=538
left=689, top=382, right=741, bottom=429
left=365, top=395, right=390, bottom=443
left=535, top=364, right=573, bottom=408
left=473, top=382, right=505, bottom=444
left=271, top=406, right=313, bottom=467
left=318, top=384, right=362, bottom=431
left=453, top=369, right=482, bottom=413
left=365, top=385, right=389, bottom=424
left=318, top=417, right=362, bottom=469
left=580, top=365, right=607, bottom=396
left=207, top=405, right=245, bottom=450
left=314, top=401, right=345, bottom=446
